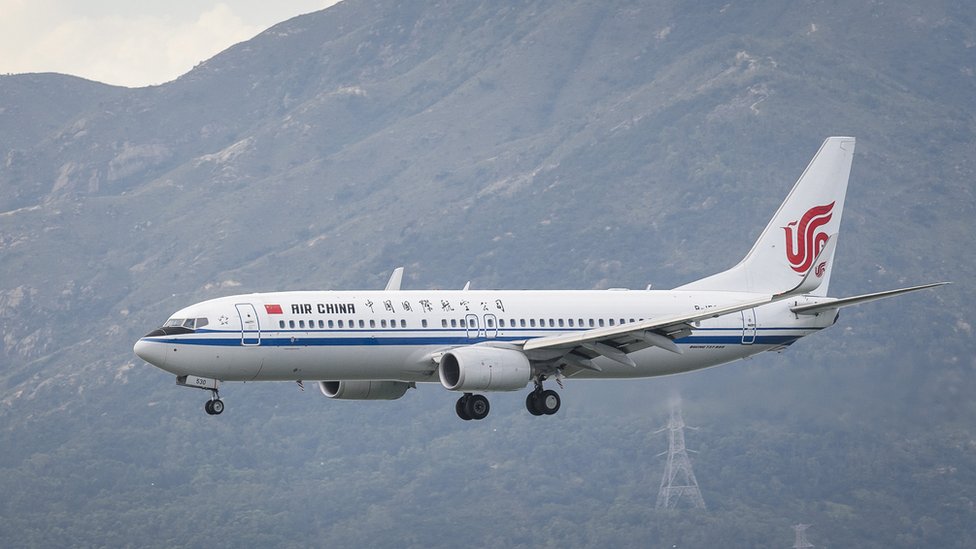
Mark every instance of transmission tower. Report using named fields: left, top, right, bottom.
left=655, top=400, right=706, bottom=510
left=792, top=524, right=814, bottom=548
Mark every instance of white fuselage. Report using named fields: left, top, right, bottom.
left=134, top=288, right=835, bottom=385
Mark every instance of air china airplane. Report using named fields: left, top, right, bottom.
left=134, top=137, right=945, bottom=420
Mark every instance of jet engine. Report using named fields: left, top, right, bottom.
left=438, top=346, right=532, bottom=392
left=318, top=380, right=413, bottom=400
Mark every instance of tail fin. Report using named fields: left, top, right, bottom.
left=677, top=136, right=855, bottom=296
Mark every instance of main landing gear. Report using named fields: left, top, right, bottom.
left=455, top=393, right=490, bottom=421
left=452, top=379, right=562, bottom=420
left=525, top=379, right=560, bottom=416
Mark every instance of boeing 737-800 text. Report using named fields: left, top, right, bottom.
left=133, top=137, right=945, bottom=420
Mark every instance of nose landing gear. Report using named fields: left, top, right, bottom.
left=176, top=375, right=225, bottom=415
left=204, top=391, right=224, bottom=415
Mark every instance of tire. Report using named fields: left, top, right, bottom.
left=456, top=396, right=472, bottom=420
left=210, top=399, right=224, bottom=415
left=525, top=391, right=544, bottom=416
left=465, top=394, right=490, bottom=420
left=540, top=390, right=560, bottom=415
left=204, top=400, right=215, bottom=415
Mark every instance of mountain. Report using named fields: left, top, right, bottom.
left=0, top=1, right=973, bottom=547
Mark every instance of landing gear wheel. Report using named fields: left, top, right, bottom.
left=526, top=391, right=544, bottom=416
left=205, top=400, right=215, bottom=415
left=539, top=389, right=560, bottom=415
left=209, top=399, right=224, bottom=415
left=455, top=395, right=472, bottom=421
left=464, top=394, right=490, bottom=420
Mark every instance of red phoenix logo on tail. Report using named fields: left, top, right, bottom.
left=784, top=202, right=834, bottom=273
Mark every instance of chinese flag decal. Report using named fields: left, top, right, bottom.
left=265, top=304, right=283, bottom=315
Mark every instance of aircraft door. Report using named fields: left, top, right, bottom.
left=236, top=303, right=261, bottom=346
left=740, top=308, right=757, bottom=345
left=464, top=313, right=482, bottom=339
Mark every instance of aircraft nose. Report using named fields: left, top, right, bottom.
left=134, top=338, right=168, bottom=369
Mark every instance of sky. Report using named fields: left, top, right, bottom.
left=0, top=0, right=343, bottom=87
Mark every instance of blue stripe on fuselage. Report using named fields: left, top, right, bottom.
left=141, top=330, right=812, bottom=348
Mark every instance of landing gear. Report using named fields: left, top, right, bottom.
left=525, top=379, right=561, bottom=416
left=176, top=375, right=224, bottom=416
left=455, top=393, right=490, bottom=421
left=204, top=390, right=224, bottom=416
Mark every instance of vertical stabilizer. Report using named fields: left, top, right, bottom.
left=677, top=137, right=855, bottom=295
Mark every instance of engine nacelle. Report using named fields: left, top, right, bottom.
left=438, top=346, right=532, bottom=392
left=318, top=380, right=412, bottom=400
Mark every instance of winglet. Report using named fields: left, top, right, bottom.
left=384, top=267, right=404, bottom=291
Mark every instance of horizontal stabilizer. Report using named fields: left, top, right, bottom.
left=791, top=282, right=949, bottom=315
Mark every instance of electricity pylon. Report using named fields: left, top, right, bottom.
left=792, top=524, right=814, bottom=548
left=655, top=400, right=706, bottom=510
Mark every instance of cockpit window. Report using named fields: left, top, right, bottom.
left=163, top=317, right=208, bottom=330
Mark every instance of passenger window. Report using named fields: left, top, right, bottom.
left=442, top=319, right=448, bottom=328
left=487, top=318, right=495, bottom=328
left=299, top=320, right=305, bottom=329
left=451, top=319, right=457, bottom=328
left=609, top=319, right=615, bottom=326
left=598, top=319, right=605, bottom=327
left=460, top=319, right=466, bottom=328
left=520, top=319, right=526, bottom=327
left=422, top=319, right=429, bottom=328
left=370, top=319, right=376, bottom=328
left=289, top=320, right=295, bottom=329
left=279, top=320, right=285, bottom=329
left=328, top=320, right=334, bottom=328
left=499, top=319, right=505, bottom=328
left=530, top=319, right=536, bottom=328
left=589, top=319, right=595, bottom=327
left=358, top=320, right=364, bottom=328
left=381, top=320, right=387, bottom=328
left=337, top=320, right=344, bottom=328
left=568, top=319, right=574, bottom=327
left=548, top=319, right=555, bottom=327
left=558, top=319, right=564, bottom=327
left=400, top=319, right=406, bottom=328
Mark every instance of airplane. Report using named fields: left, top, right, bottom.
left=133, top=137, right=946, bottom=420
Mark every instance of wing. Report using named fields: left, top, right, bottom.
left=521, top=236, right=839, bottom=371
